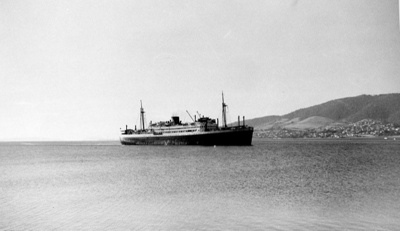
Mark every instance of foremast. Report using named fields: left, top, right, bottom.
left=140, top=100, right=145, bottom=130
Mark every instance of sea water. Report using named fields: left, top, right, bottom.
left=1, top=139, right=399, bottom=230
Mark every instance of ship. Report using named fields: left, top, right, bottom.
left=119, top=93, right=253, bottom=145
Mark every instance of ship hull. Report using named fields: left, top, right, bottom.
left=120, top=128, right=253, bottom=146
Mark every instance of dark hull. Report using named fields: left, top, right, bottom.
left=120, top=128, right=253, bottom=146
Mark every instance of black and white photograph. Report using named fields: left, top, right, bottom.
left=1, top=0, right=400, bottom=230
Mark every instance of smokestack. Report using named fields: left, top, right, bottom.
left=243, top=116, right=245, bottom=127
left=238, top=116, right=240, bottom=126
left=195, top=115, right=196, bottom=121
left=172, top=116, right=179, bottom=124
left=126, top=125, right=128, bottom=130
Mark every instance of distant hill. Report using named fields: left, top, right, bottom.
left=245, top=93, right=400, bottom=130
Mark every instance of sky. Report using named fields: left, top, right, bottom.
left=1, top=0, right=400, bottom=141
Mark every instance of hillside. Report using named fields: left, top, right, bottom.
left=245, top=93, right=400, bottom=130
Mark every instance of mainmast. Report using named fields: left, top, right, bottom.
left=140, top=100, right=145, bottom=130
left=222, top=92, right=227, bottom=128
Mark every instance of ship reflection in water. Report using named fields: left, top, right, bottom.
left=120, top=93, right=253, bottom=145
left=1, top=139, right=400, bottom=230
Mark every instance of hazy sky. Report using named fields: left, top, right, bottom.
left=1, top=0, right=400, bottom=140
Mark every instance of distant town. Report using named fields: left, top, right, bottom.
left=254, top=119, right=400, bottom=139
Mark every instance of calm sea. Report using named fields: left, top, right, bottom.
left=1, top=139, right=399, bottom=230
